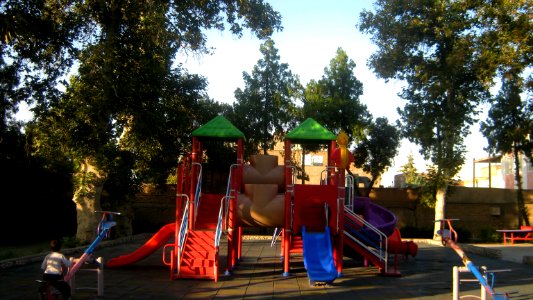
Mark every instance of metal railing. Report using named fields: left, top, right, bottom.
left=345, top=175, right=354, bottom=211
left=344, top=207, right=388, bottom=273
left=224, top=164, right=239, bottom=229
left=217, top=163, right=239, bottom=248
left=320, top=166, right=337, bottom=185
left=215, top=196, right=228, bottom=248
left=192, top=162, right=202, bottom=225
left=177, top=195, right=190, bottom=272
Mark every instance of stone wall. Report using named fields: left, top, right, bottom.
left=133, top=184, right=533, bottom=241
left=132, top=184, right=177, bottom=233
left=371, top=186, right=533, bottom=241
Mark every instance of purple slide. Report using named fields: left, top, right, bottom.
left=351, top=196, right=397, bottom=238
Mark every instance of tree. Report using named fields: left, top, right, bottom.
left=232, top=38, right=301, bottom=156
left=359, top=1, right=494, bottom=238
left=302, top=48, right=371, bottom=140
left=12, top=1, right=282, bottom=243
left=353, top=117, right=400, bottom=196
left=1, top=0, right=80, bottom=156
left=399, top=153, right=420, bottom=187
left=478, top=0, right=532, bottom=227
left=481, top=79, right=532, bottom=226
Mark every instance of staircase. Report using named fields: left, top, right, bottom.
left=177, top=193, right=223, bottom=281
left=290, top=235, right=303, bottom=254
left=178, top=231, right=218, bottom=280
left=343, top=208, right=400, bottom=276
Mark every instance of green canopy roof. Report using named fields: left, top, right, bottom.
left=191, top=115, right=245, bottom=139
left=285, top=118, right=336, bottom=143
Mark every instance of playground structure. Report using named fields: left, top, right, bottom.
left=68, top=256, right=104, bottom=296
left=436, top=219, right=511, bottom=300
left=39, top=211, right=118, bottom=299
left=106, top=116, right=418, bottom=284
left=67, top=211, right=118, bottom=297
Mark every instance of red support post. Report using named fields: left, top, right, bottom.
left=283, top=139, right=292, bottom=276
left=189, top=137, right=199, bottom=229
left=336, top=169, right=345, bottom=276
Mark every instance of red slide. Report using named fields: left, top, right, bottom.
left=106, top=223, right=175, bottom=268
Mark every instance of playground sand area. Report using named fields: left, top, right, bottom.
left=1, top=235, right=532, bottom=299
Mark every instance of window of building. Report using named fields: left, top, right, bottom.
left=304, top=154, right=324, bottom=166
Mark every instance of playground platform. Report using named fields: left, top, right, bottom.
left=1, top=236, right=532, bottom=299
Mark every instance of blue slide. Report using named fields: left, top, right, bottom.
left=302, top=226, right=337, bottom=285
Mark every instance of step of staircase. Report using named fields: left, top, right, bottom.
left=290, top=236, right=303, bottom=254
left=178, top=230, right=218, bottom=280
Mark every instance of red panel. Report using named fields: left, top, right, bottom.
left=293, top=184, right=338, bottom=234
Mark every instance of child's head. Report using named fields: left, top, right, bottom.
left=50, top=239, right=62, bottom=252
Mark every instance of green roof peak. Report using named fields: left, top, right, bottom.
left=286, top=118, right=336, bottom=142
left=191, top=115, right=245, bottom=139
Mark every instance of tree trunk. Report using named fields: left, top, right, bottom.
left=73, top=158, right=106, bottom=244
left=513, top=146, right=530, bottom=226
left=433, top=186, right=447, bottom=240
left=364, top=177, right=376, bottom=197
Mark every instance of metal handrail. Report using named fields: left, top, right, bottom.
left=320, top=166, right=337, bottom=185
left=286, top=165, right=296, bottom=231
left=177, top=196, right=190, bottom=272
left=215, top=196, right=228, bottom=248
left=216, top=163, right=240, bottom=248
left=270, top=227, right=283, bottom=247
left=344, top=207, right=388, bottom=273
left=337, top=196, right=341, bottom=233
left=224, top=164, right=239, bottom=229
left=192, top=162, right=202, bottom=225
left=324, top=202, right=329, bottom=227
left=286, top=165, right=297, bottom=194
left=345, top=175, right=354, bottom=211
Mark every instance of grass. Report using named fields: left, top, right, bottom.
left=0, top=237, right=84, bottom=261
left=0, top=240, right=51, bottom=261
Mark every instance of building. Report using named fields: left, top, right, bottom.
left=457, top=153, right=532, bottom=189
left=501, top=153, right=533, bottom=190
left=468, top=155, right=505, bottom=188
left=266, top=141, right=377, bottom=188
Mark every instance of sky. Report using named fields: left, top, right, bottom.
left=176, top=0, right=491, bottom=186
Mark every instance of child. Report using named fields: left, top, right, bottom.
left=41, top=239, right=72, bottom=299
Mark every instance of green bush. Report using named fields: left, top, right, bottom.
left=478, top=228, right=502, bottom=243
left=61, top=236, right=81, bottom=248
left=0, top=250, right=15, bottom=260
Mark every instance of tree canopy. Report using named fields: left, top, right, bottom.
left=359, top=0, right=510, bottom=236
left=2, top=0, right=282, bottom=242
left=232, top=38, right=301, bottom=155
left=353, top=117, right=400, bottom=195
left=478, top=0, right=532, bottom=226
left=302, top=47, right=370, bottom=141
left=481, top=78, right=532, bottom=226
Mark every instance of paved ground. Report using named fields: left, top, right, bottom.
left=1, top=236, right=532, bottom=299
